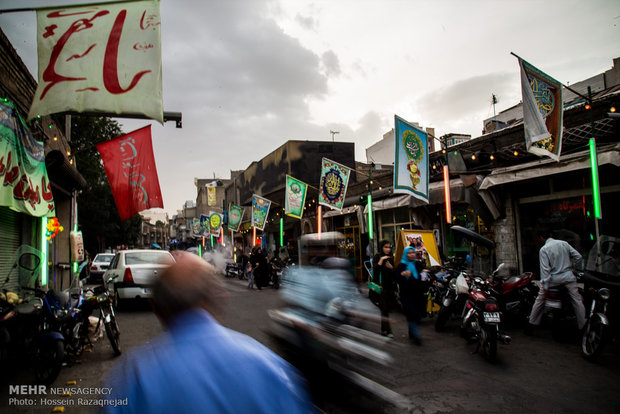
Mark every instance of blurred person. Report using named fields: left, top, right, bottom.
left=526, top=227, right=585, bottom=335
left=373, top=240, right=395, bottom=337
left=101, top=252, right=314, bottom=414
left=395, top=246, right=426, bottom=345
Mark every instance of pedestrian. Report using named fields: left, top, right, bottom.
left=250, top=246, right=268, bottom=290
left=526, top=227, right=586, bottom=335
left=395, top=246, right=426, bottom=345
left=373, top=240, right=395, bottom=338
left=247, top=251, right=256, bottom=289
left=101, top=252, right=314, bottom=414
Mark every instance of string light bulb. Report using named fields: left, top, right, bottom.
left=513, top=150, right=519, bottom=156
left=489, top=154, right=495, bottom=160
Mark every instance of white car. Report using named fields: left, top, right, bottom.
left=103, top=249, right=175, bottom=308
left=89, top=253, right=115, bottom=283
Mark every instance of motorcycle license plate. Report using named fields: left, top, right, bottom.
left=483, top=312, right=501, bottom=323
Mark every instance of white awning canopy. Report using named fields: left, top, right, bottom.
left=479, top=143, right=620, bottom=190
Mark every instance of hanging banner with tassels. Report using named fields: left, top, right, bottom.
left=394, top=115, right=429, bottom=203
left=285, top=175, right=308, bottom=219
left=517, top=56, right=563, bottom=161
left=251, top=194, right=271, bottom=231
left=318, top=158, right=351, bottom=211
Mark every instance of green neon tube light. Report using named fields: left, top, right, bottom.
left=589, top=138, right=602, bottom=219
left=280, top=218, right=284, bottom=246
left=41, top=217, right=48, bottom=286
left=198, top=244, right=202, bottom=258
left=367, top=194, right=373, bottom=240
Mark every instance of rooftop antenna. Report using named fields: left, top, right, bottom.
left=330, top=130, right=339, bottom=142
left=491, top=94, right=498, bottom=118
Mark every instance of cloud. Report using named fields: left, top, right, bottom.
left=295, top=14, right=318, bottom=31
left=412, top=72, right=520, bottom=137
left=321, top=50, right=342, bottom=78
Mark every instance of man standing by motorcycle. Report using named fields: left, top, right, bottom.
left=526, top=227, right=586, bottom=334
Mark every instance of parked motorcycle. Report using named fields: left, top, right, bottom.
left=581, top=272, right=619, bottom=360
left=581, top=235, right=620, bottom=361
left=1, top=248, right=64, bottom=384
left=434, top=268, right=470, bottom=331
left=460, top=265, right=511, bottom=362
left=487, top=268, right=538, bottom=326
left=80, top=281, right=122, bottom=356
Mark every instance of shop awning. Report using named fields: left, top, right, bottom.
left=479, top=143, right=620, bottom=191
left=362, top=179, right=466, bottom=214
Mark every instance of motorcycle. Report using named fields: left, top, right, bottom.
left=269, top=258, right=410, bottom=412
left=434, top=268, right=470, bottom=331
left=460, top=265, right=511, bottom=362
left=580, top=236, right=620, bottom=360
left=1, top=248, right=64, bottom=384
left=487, top=267, right=538, bottom=326
left=80, top=281, right=122, bottom=356
left=539, top=275, right=584, bottom=342
left=269, top=256, right=294, bottom=289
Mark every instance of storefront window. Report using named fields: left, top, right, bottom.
left=379, top=207, right=413, bottom=246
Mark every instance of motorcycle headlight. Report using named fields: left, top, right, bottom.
left=449, top=278, right=457, bottom=290
left=598, top=288, right=611, bottom=301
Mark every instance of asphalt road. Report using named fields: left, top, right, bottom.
left=2, top=275, right=620, bottom=413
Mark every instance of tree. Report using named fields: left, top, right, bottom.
left=68, top=116, right=142, bottom=254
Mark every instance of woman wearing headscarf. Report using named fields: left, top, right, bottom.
left=373, top=240, right=395, bottom=337
left=396, top=246, right=425, bottom=344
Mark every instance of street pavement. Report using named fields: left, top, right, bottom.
left=2, top=274, right=620, bottom=413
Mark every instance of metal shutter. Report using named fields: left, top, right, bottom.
left=0, top=206, right=21, bottom=291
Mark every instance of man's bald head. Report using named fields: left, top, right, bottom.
left=152, top=252, right=227, bottom=323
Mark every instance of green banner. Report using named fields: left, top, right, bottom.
left=0, top=99, right=55, bottom=217
left=285, top=175, right=307, bottom=219
left=251, top=194, right=271, bottom=231
left=227, top=203, right=244, bottom=232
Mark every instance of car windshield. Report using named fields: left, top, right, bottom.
left=95, top=255, right=114, bottom=263
left=125, top=251, right=174, bottom=265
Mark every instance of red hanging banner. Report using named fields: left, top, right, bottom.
left=96, top=125, right=163, bottom=220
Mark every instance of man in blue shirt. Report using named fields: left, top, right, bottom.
left=527, top=228, right=585, bottom=334
left=102, top=252, right=315, bottom=413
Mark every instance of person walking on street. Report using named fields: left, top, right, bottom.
left=101, top=252, right=314, bottom=414
left=526, top=228, right=586, bottom=334
left=396, top=246, right=426, bottom=345
left=373, top=240, right=395, bottom=338
left=250, top=246, right=268, bottom=290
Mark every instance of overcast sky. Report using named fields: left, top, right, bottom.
left=1, top=0, right=619, bottom=218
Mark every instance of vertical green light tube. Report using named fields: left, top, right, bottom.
left=41, top=217, right=48, bottom=286
left=198, top=244, right=202, bottom=258
left=280, top=218, right=284, bottom=246
left=589, top=138, right=602, bottom=219
left=367, top=194, right=373, bottom=240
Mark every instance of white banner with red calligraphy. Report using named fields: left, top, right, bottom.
left=28, top=0, right=163, bottom=123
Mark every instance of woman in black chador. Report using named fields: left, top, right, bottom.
left=373, top=240, right=395, bottom=337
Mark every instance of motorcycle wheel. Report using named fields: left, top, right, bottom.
left=104, top=313, right=122, bottom=356
left=434, top=305, right=451, bottom=331
left=582, top=317, right=606, bottom=361
left=34, top=338, right=64, bottom=384
left=481, top=329, right=497, bottom=362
